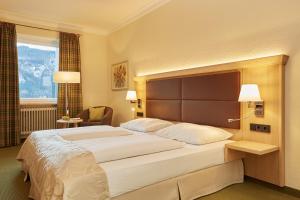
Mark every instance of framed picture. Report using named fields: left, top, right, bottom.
left=111, top=61, right=129, bottom=90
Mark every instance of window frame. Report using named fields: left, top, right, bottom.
left=17, top=32, right=59, bottom=104
left=20, top=98, right=57, bottom=105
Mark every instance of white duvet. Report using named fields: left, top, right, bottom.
left=74, top=134, right=185, bottom=163
left=40, top=125, right=132, bottom=141
left=17, top=126, right=185, bottom=200
left=102, top=140, right=234, bottom=197
left=17, top=131, right=110, bottom=200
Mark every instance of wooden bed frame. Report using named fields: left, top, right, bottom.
left=134, top=54, right=288, bottom=186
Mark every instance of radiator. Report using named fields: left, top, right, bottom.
left=20, top=104, right=57, bottom=138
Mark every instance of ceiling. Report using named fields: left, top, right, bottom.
left=0, top=0, right=171, bottom=35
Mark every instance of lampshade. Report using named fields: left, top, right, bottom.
left=126, top=90, right=137, bottom=101
left=53, top=72, right=80, bottom=83
left=238, top=84, right=262, bottom=102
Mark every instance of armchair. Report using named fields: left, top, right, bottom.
left=77, top=106, right=113, bottom=126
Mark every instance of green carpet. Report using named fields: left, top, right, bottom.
left=0, top=146, right=299, bottom=200
left=0, top=146, right=30, bottom=200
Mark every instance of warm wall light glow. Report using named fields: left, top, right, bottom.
left=136, top=53, right=284, bottom=77
left=126, top=90, right=137, bottom=101
left=238, top=84, right=262, bottom=102
left=53, top=72, right=81, bottom=83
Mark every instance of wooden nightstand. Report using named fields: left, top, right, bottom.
left=225, top=140, right=279, bottom=162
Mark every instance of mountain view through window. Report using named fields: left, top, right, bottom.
left=17, top=43, right=59, bottom=100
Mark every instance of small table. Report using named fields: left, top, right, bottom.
left=57, top=118, right=83, bottom=128
left=225, top=140, right=279, bottom=162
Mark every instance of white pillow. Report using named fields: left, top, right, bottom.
left=120, top=118, right=173, bottom=132
left=156, top=123, right=233, bottom=145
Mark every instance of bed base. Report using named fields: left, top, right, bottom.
left=112, top=160, right=244, bottom=200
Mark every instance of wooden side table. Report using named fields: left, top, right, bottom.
left=57, top=118, right=83, bottom=128
left=225, top=140, right=279, bottom=162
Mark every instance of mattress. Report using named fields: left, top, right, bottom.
left=101, top=140, right=234, bottom=197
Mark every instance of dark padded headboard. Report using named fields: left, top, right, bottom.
left=146, top=71, right=241, bottom=129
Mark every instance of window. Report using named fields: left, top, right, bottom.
left=17, top=40, right=59, bottom=103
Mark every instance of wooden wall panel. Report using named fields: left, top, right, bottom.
left=134, top=55, right=288, bottom=186
left=146, top=72, right=240, bottom=129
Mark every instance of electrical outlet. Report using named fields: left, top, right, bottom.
left=250, top=123, right=271, bottom=133
left=136, top=112, right=144, bottom=117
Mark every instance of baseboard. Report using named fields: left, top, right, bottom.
left=245, top=176, right=300, bottom=198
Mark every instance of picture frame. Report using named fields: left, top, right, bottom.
left=111, top=61, right=129, bottom=90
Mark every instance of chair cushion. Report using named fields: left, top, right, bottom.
left=89, top=107, right=105, bottom=122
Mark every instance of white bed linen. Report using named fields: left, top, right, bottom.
left=17, top=131, right=109, bottom=200
left=57, top=125, right=117, bottom=134
left=74, top=134, right=185, bottom=163
left=120, top=118, right=173, bottom=132
left=57, top=125, right=131, bottom=140
left=101, top=140, right=234, bottom=197
left=57, top=126, right=149, bottom=136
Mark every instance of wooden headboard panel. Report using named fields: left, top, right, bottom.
left=146, top=71, right=240, bottom=129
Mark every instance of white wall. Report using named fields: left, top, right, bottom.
left=107, top=0, right=300, bottom=189
left=80, top=33, right=108, bottom=109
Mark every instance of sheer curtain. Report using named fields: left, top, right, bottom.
left=0, top=22, right=20, bottom=147
left=57, top=32, right=83, bottom=119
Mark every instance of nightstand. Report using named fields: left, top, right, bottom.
left=225, top=140, right=279, bottom=162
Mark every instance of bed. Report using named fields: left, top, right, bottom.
left=17, top=71, right=244, bottom=200
left=102, top=137, right=242, bottom=198
left=17, top=123, right=243, bottom=200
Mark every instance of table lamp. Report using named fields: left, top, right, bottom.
left=54, top=71, right=80, bottom=118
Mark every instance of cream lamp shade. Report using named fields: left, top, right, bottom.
left=238, top=84, right=262, bottom=102
left=126, top=90, right=137, bottom=101
left=53, top=72, right=80, bottom=83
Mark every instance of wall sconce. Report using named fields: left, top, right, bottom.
left=228, top=84, right=264, bottom=123
left=238, top=84, right=264, bottom=117
left=126, top=90, right=142, bottom=108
